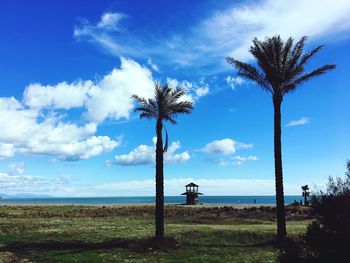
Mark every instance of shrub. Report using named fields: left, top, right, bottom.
left=279, top=160, right=350, bottom=262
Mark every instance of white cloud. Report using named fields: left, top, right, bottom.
left=203, top=138, right=236, bottom=155
left=147, top=58, right=160, bottom=72
left=73, top=1, right=350, bottom=70
left=85, top=58, right=154, bottom=123
left=195, top=86, right=209, bottom=97
left=166, top=77, right=209, bottom=102
left=107, top=138, right=190, bottom=166
left=0, top=172, right=270, bottom=196
left=0, top=97, right=120, bottom=160
left=24, top=57, right=154, bottom=123
left=233, top=155, right=259, bottom=165
left=165, top=141, right=191, bottom=163
left=23, top=81, right=93, bottom=109
left=108, top=144, right=154, bottom=166
left=0, top=165, right=302, bottom=196
left=0, top=171, right=78, bottom=197
left=225, top=76, right=244, bottom=90
left=97, top=13, right=126, bottom=31
left=0, top=174, right=302, bottom=196
left=202, top=138, right=253, bottom=156
left=0, top=143, right=15, bottom=158
left=208, top=155, right=258, bottom=166
left=74, top=12, right=141, bottom=58
left=286, top=117, right=311, bottom=127
left=199, top=0, right=350, bottom=61
left=8, top=162, right=25, bottom=176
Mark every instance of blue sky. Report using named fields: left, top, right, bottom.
left=0, top=0, right=349, bottom=197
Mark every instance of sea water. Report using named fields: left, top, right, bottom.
left=0, top=196, right=302, bottom=205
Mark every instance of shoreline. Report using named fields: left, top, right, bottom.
left=0, top=203, right=276, bottom=208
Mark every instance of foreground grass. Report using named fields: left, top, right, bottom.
left=0, top=205, right=311, bottom=262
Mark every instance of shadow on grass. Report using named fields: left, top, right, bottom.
left=0, top=236, right=274, bottom=254
left=0, top=237, right=180, bottom=253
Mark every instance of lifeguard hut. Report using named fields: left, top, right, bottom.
left=181, top=182, right=203, bottom=205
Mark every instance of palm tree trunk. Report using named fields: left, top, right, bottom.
left=155, top=117, right=164, bottom=244
left=273, top=95, right=287, bottom=240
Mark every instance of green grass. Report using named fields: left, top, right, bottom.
left=0, top=205, right=312, bottom=262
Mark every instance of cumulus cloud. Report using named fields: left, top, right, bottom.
left=286, top=117, right=311, bottom=127
left=23, top=81, right=92, bottom=109
left=85, top=58, right=154, bottom=123
left=24, top=58, right=154, bottom=123
left=2, top=58, right=200, bottom=161
left=107, top=138, right=190, bottom=166
left=0, top=97, right=120, bottom=160
left=202, top=138, right=253, bottom=156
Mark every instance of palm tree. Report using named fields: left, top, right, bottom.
left=301, top=185, right=310, bottom=206
left=227, top=36, right=335, bottom=239
left=132, top=82, right=193, bottom=245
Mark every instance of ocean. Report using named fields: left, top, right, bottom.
left=0, top=195, right=302, bottom=205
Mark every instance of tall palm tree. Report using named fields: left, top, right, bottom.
left=132, top=82, right=193, bottom=244
left=301, top=185, right=310, bottom=206
left=227, top=36, right=335, bottom=239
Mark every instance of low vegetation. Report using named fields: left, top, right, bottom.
left=279, top=160, right=350, bottom=262
left=0, top=205, right=312, bottom=262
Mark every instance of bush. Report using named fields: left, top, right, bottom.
left=279, top=160, right=350, bottom=262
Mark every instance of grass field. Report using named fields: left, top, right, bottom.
left=0, top=205, right=312, bottom=262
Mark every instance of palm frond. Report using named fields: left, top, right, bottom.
left=299, top=45, right=324, bottom=66
left=169, top=88, right=185, bottom=104
left=131, top=94, right=149, bottom=105
left=283, top=64, right=336, bottom=94
left=285, top=36, right=307, bottom=74
left=132, top=93, right=158, bottom=119
left=163, top=114, right=177, bottom=124
left=139, top=112, right=154, bottom=119
left=227, top=57, right=272, bottom=93
left=281, top=37, right=293, bottom=68
left=132, top=81, right=193, bottom=125
left=135, top=105, right=157, bottom=117
left=250, top=38, right=275, bottom=81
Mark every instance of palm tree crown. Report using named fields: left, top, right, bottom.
left=227, top=36, right=335, bottom=99
left=132, top=83, right=193, bottom=123
left=302, top=185, right=310, bottom=206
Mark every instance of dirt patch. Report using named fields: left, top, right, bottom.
left=0, top=251, right=34, bottom=263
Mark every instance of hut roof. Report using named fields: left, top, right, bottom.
left=181, top=192, right=203, bottom=195
left=185, top=182, right=198, bottom=187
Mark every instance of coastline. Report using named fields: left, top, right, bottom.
left=0, top=203, right=276, bottom=208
